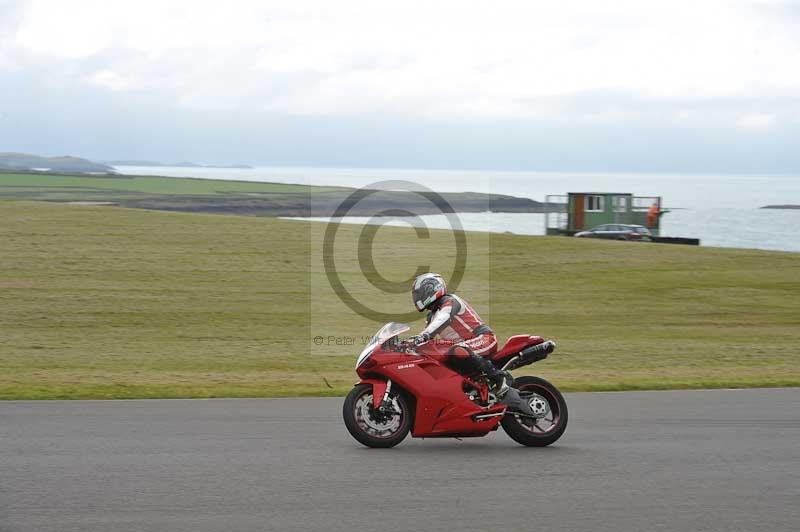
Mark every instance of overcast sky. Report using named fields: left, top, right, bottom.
left=1, top=0, right=799, bottom=172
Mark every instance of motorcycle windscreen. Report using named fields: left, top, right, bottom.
left=369, top=322, right=410, bottom=345
left=356, top=322, right=410, bottom=368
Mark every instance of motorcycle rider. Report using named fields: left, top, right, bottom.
left=409, top=272, right=534, bottom=415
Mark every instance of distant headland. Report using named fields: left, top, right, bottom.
left=760, top=205, right=800, bottom=210
left=104, top=160, right=253, bottom=169
left=0, top=152, right=253, bottom=173
left=0, top=170, right=547, bottom=216
left=0, top=152, right=114, bottom=173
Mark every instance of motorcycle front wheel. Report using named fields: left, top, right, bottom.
left=343, top=384, right=411, bottom=448
left=501, top=376, right=568, bottom=447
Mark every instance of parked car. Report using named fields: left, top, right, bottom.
left=574, top=224, right=653, bottom=241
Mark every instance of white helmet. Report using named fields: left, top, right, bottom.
left=412, top=273, right=447, bottom=312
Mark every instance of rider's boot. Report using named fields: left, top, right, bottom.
left=465, top=352, right=534, bottom=417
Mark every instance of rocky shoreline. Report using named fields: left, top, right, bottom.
left=1, top=169, right=551, bottom=217
left=123, top=190, right=548, bottom=217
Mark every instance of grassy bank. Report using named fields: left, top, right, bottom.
left=1, top=200, right=798, bottom=399
left=0, top=170, right=333, bottom=196
left=0, top=171, right=542, bottom=216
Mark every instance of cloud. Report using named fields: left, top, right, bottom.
left=736, top=113, right=775, bottom=129
left=1, top=0, right=798, bottom=126
left=1, top=0, right=800, bottom=172
left=87, top=69, right=139, bottom=91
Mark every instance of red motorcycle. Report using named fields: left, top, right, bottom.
left=343, top=322, right=568, bottom=448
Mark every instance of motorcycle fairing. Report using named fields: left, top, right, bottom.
left=361, top=350, right=504, bottom=438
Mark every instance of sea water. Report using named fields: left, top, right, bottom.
left=115, top=166, right=800, bottom=252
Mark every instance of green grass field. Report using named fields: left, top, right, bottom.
left=1, top=200, right=798, bottom=399
left=0, top=170, right=352, bottom=218
left=0, top=171, right=341, bottom=197
left=0, top=171, right=535, bottom=217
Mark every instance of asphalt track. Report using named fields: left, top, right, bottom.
left=2, top=388, right=798, bottom=532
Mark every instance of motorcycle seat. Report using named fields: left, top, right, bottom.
left=492, top=335, right=545, bottom=359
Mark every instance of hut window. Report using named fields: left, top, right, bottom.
left=613, top=196, right=628, bottom=212
left=586, top=195, right=604, bottom=212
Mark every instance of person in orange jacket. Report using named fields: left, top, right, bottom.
left=647, top=202, right=660, bottom=228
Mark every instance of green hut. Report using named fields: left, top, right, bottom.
left=545, top=192, right=664, bottom=236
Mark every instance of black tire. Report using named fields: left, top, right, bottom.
left=501, top=376, right=568, bottom=447
left=342, top=384, right=411, bottom=448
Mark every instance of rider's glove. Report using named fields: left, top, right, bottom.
left=409, top=332, right=431, bottom=346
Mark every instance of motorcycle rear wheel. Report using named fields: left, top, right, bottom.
left=501, top=376, right=568, bottom=447
left=343, top=384, right=411, bottom=448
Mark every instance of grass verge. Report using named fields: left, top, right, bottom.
left=1, top=200, right=798, bottom=399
